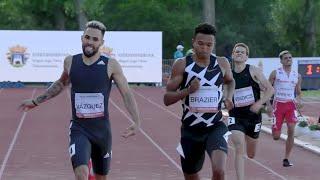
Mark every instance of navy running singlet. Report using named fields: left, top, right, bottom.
left=70, top=54, right=112, bottom=128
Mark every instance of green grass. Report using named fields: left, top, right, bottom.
left=302, top=90, right=320, bottom=97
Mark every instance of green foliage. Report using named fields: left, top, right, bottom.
left=302, top=90, right=320, bottom=97
left=308, top=124, right=320, bottom=131
left=269, top=0, right=320, bottom=56
left=298, top=120, right=308, bottom=127
left=1, top=0, right=319, bottom=58
left=215, top=0, right=278, bottom=57
left=83, top=0, right=201, bottom=58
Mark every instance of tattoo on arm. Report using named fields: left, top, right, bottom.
left=36, top=81, right=65, bottom=104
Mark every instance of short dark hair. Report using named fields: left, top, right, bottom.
left=194, top=23, right=217, bottom=37
left=85, top=20, right=106, bottom=36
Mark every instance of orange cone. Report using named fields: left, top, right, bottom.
left=88, top=159, right=95, bottom=180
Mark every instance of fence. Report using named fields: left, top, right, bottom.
left=162, top=59, right=175, bottom=86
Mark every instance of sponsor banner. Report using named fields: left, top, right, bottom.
left=0, top=30, right=162, bottom=83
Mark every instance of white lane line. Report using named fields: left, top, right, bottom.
left=132, top=89, right=287, bottom=180
left=0, top=88, right=37, bottom=180
left=302, top=101, right=320, bottom=104
left=109, top=98, right=182, bottom=172
left=133, top=89, right=180, bottom=119
left=261, top=126, right=320, bottom=154
left=228, top=145, right=287, bottom=180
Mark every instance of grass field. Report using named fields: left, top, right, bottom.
left=302, top=90, right=320, bottom=97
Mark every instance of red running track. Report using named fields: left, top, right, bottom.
left=0, top=87, right=319, bottom=180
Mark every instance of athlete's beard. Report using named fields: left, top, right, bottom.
left=196, top=51, right=210, bottom=60
left=82, top=45, right=98, bottom=58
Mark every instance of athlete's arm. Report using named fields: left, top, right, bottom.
left=109, top=58, right=141, bottom=138
left=19, top=56, right=72, bottom=111
left=295, top=74, right=302, bottom=108
left=250, top=66, right=274, bottom=113
left=163, top=58, right=199, bottom=106
left=266, top=70, right=277, bottom=116
left=217, top=57, right=235, bottom=110
left=268, top=70, right=276, bottom=86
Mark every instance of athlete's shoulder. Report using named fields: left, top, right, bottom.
left=64, top=55, right=73, bottom=68
left=172, top=56, right=187, bottom=73
left=64, top=55, right=73, bottom=62
left=216, top=56, right=228, bottom=61
left=249, top=64, right=261, bottom=73
left=216, top=56, right=231, bottom=69
left=107, top=57, right=120, bottom=67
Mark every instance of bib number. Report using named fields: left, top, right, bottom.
left=234, top=86, right=255, bottom=107
left=189, top=86, right=220, bottom=113
left=75, top=93, right=104, bottom=118
left=227, top=117, right=235, bottom=126
left=254, top=123, right=262, bottom=132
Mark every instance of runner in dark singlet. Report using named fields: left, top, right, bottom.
left=164, top=23, right=235, bottom=180
left=19, top=20, right=141, bottom=180
left=228, top=43, right=274, bottom=180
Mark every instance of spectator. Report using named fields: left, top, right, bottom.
left=173, top=45, right=184, bottom=60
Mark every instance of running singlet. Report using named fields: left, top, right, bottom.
left=274, top=67, right=298, bottom=102
left=70, top=54, right=112, bottom=122
left=229, top=65, right=260, bottom=113
left=180, top=55, right=224, bottom=130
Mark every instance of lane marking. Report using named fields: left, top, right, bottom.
left=0, top=88, right=37, bottom=180
left=109, top=98, right=182, bottom=172
left=132, top=89, right=288, bottom=180
left=261, top=126, right=320, bottom=154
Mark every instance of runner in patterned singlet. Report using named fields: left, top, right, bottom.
left=164, top=23, right=235, bottom=180
left=19, top=20, right=141, bottom=180
left=268, top=50, right=302, bottom=167
left=228, top=43, right=274, bottom=180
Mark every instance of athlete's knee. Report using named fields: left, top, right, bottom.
left=273, top=136, right=280, bottom=140
left=183, top=172, right=200, bottom=180
left=212, top=167, right=225, bottom=179
left=287, top=125, right=295, bottom=136
left=74, top=165, right=89, bottom=180
left=272, top=131, right=281, bottom=140
left=95, top=175, right=108, bottom=180
left=247, top=152, right=256, bottom=159
left=232, top=139, right=243, bottom=147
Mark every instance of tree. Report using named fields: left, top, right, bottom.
left=203, top=0, right=215, bottom=25
left=215, top=0, right=278, bottom=57
left=269, top=0, right=320, bottom=56
left=84, top=0, right=201, bottom=58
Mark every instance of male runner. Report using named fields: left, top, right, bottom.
left=164, top=23, right=235, bottom=180
left=19, top=20, right=141, bottom=180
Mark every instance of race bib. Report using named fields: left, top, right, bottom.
left=227, top=117, right=235, bottom=126
left=75, top=93, right=104, bottom=118
left=254, top=123, right=262, bottom=132
left=234, top=86, right=255, bottom=107
left=189, top=86, right=220, bottom=113
left=275, top=82, right=295, bottom=101
left=275, top=90, right=295, bottom=101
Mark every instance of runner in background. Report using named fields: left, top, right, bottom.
left=268, top=50, right=302, bottom=167
left=228, top=43, right=274, bottom=180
